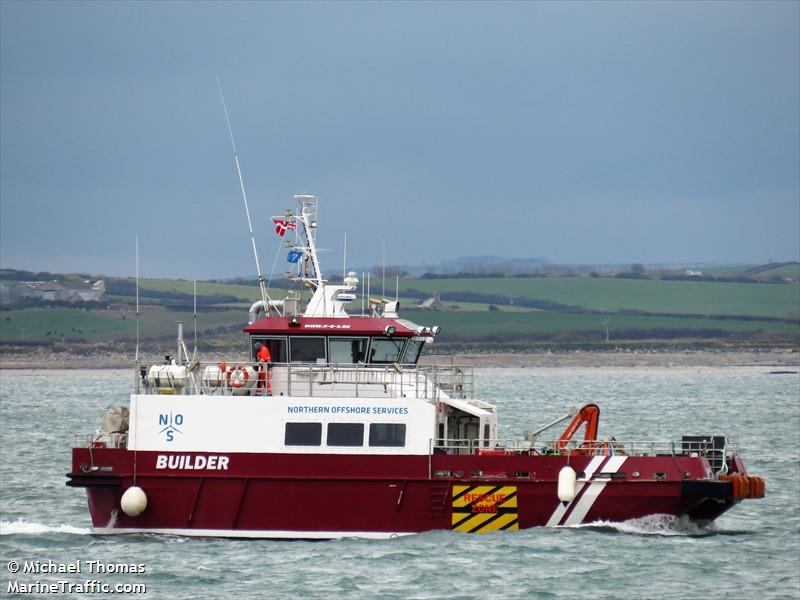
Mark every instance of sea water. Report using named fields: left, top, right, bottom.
left=1, top=367, right=798, bottom=599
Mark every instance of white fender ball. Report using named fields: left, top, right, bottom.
left=120, top=486, right=148, bottom=517
left=557, top=466, right=577, bottom=505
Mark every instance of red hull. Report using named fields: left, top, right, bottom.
left=68, top=448, right=740, bottom=537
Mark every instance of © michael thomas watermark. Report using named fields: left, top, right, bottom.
left=5, top=559, right=147, bottom=595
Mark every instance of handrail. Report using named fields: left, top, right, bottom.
left=432, top=437, right=737, bottom=462
left=137, top=361, right=474, bottom=400
left=74, top=433, right=128, bottom=449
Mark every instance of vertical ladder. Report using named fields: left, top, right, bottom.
left=429, top=481, right=451, bottom=518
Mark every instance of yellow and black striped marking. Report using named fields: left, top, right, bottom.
left=451, top=485, right=519, bottom=533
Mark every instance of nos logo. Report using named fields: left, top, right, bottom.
left=158, top=412, right=183, bottom=442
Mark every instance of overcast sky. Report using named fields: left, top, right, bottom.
left=1, top=1, right=798, bottom=279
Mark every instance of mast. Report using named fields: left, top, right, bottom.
left=279, top=195, right=359, bottom=318
left=296, top=195, right=324, bottom=289
left=282, top=195, right=324, bottom=290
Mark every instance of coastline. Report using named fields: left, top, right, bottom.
left=1, top=348, right=797, bottom=370
left=422, top=349, right=800, bottom=369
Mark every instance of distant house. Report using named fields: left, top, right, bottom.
left=75, top=280, right=106, bottom=302
left=414, top=292, right=444, bottom=311
left=3, top=280, right=106, bottom=304
left=686, top=270, right=703, bottom=278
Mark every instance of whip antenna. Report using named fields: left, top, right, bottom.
left=382, top=236, right=386, bottom=298
left=216, top=77, right=273, bottom=313
left=192, top=279, right=198, bottom=358
left=133, top=235, right=140, bottom=479
left=134, top=235, right=140, bottom=392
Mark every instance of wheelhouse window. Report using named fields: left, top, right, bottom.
left=327, top=423, right=364, bottom=447
left=400, top=339, right=424, bottom=364
left=368, top=338, right=405, bottom=364
left=289, top=336, right=326, bottom=363
left=328, top=337, right=369, bottom=364
left=285, top=422, right=322, bottom=446
left=369, top=423, right=406, bottom=447
left=250, top=337, right=287, bottom=363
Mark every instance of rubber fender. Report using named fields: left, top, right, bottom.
left=735, top=475, right=746, bottom=499
left=749, top=476, right=765, bottom=499
left=731, top=476, right=741, bottom=499
left=557, top=466, right=577, bottom=504
left=722, top=474, right=744, bottom=499
left=740, top=476, right=750, bottom=499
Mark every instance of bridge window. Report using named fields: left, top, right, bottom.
left=400, top=339, right=424, bottom=364
left=327, top=423, right=364, bottom=447
left=328, top=337, right=369, bottom=364
left=289, top=336, right=326, bottom=363
left=369, top=423, right=406, bottom=447
left=285, top=422, right=322, bottom=446
left=368, top=338, right=405, bottom=364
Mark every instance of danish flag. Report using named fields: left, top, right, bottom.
left=272, top=218, right=297, bottom=237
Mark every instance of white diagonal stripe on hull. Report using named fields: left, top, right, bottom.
left=545, top=456, right=608, bottom=527
left=562, top=456, right=627, bottom=526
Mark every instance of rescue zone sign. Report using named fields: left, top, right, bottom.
left=451, top=485, right=519, bottom=533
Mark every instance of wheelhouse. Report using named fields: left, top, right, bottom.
left=244, top=317, right=427, bottom=366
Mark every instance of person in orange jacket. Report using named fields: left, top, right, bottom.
left=254, top=342, right=273, bottom=396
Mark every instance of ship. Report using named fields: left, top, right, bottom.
left=67, top=195, right=765, bottom=538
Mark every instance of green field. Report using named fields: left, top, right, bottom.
left=442, top=301, right=537, bottom=313
left=403, top=309, right=799, bottom=341
left=399, top=277, right=800, bottom=319
left=0, top=307, right=251, bottom=343
left=136, top=278, right=279, bottom=301
left=5, top=305, right=793, bottom=345
left=747, top=264, right=800, bottom=280
left=695, top=263, right=799, bottom=280
left=0, top=309, right=133, bottom=342
left=2, top=270, right=798, bottom=347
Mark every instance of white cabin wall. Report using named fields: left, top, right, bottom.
left=128, top=394, right=436, bottom=455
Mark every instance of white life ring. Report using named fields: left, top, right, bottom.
left=226, top=365, right=249, bottom=388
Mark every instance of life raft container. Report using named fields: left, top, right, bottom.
left=202, top=363, right=227, bottom=388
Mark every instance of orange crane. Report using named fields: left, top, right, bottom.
left=555, top=403, right=600, bottom=454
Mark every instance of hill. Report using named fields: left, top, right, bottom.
left=1, top=268, right=797, bottom=351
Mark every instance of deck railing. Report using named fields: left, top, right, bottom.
left=432, top=437, right=732, bottom=466
left=74, top=433, right=128, bottom=448
left=138, top=361, right=474, bottom=400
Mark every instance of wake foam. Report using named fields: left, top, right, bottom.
left=0, top=520, right=91, bottom=536
left=570, top=514, right=717, bottom=536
